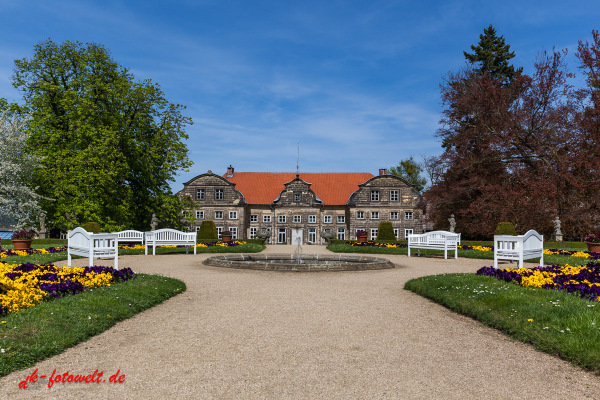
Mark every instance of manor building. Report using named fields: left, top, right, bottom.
left=178, top=166, right=423, bottom=244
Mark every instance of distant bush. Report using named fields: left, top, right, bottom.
left=377, top=222, right=396, bottom=241
left=198, top=220, right=218, bottom=239
left=82, top=222, right=101, bottom=233
left=495, top=222, right=516, bottom=236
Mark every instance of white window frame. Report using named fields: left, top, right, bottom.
left=263, top=215, right=271, bottom=223
left=215, top=189, right=224, bottom=200
left=337, top=228, right=345, bottom=240
left=293, top=215, right=301, bottom=223
left=229, top=211, right=238, bottom=220
left=249, top=227, right=257, bottom=239
left=390, top=212, right=398, bottom=220
left=405, top=229, right=413, bottom=239
left=196, top=210, right=204, bottom=220
left=229, top=227, right=238, bottom=239
left=390, top=190, right=399, bottom=202
left=214, top=211, right=223, bottom=219
left=278, top=215, right=287, bottom=223
left=356, top=211, right=365, bottom=219
left=308, top=215, right=316, bottom=223
left=324, top=215, right=332, bottom=223
left=371, top=211, right=379, bottom=220
left=294, top=193, right=301, bottom=202
left=371, top=190, right=380, bottom=201
left=278, top=228, right=286, bottom=244
left=217, top=227, right=223, bottom=238
left=250, top=214, right=258, bottom=223
left=405, top=212, right=413, bottom=221
left=337, top=216, right=345, bottom=224
left=195, top=226, right=200, bottom=232
left=370, top=228, right=378, bottom=240
left=308, top=228, right=316, bottom=243
left=393, top=228, right=400, bottom=239
left=196, top=189, right=205, bottom=200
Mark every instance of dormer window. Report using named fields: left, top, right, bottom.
left=294, top=193, right=301, bottom=202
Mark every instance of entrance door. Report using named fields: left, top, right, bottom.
left=291, top=228, right=303, bottom=245
left=278, top=228, right=287, bottom=244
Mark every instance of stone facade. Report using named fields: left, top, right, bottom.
left=179, top=168, right=423, bottom=244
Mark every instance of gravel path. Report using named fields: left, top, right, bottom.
left=2, top=246, right=600, bottom=399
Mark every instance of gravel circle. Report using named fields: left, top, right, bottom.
left=1, top=245, right=599, bottom=399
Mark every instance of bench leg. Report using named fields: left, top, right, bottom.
left=145, top=244, right=148, bottom=256
left=540, top=252, right=544, bottom=267
left=90, top=254, right=94, bottom=267
left=444, top=247, right=447, bottom=259
left=114, top=254, right=118, bottom=270
left=408, top=247, right=411, bottom=257
left=68, top=251, right=72, bottom=267
left=194, top=244, right=196, bottom=255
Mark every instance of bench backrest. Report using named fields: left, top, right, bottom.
left=114, top=230, right=144, bottom=241
left=69, top=227, right=118, bottom=250
left=409, top=231, right=459, bottom=243
left=522, top=229, right=543, bottom=250
left=68, top=227, right=92, bottom=248
left=146, top=228, right=196, bottom=242
left=495, top=229, right=543, bottom=251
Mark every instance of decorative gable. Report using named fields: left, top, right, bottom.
left=273, top=175, right=322, bottom=207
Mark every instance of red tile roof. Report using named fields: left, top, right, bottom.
left=223, top=172, right=374, bottom=205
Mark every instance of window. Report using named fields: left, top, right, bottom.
left=370, top=228, right=378, bottom=240
left=393, top=228, right=400, bottom=239
left=278, top=228, right=286, bottom=244
left=293, top=215, right=301, bottom=223
left=229, top=211, right=237, bottom=219
left=294, top=193, right=301, bottom=202
left=405, top=212, right=413, bottom=220
left=229, top=227, right=238, bottom=239
left=405, top=229, right=413, bottom=239
left=195, top=226, right=200, bottom=232
left=371, top=190, right=380, bottom=201
left=324, top=215, right=332, bottom=223
left=250, top=214, right=258, bottom=223
left=308, top=215, right=316, bottom=223
left=278, top=215, right=286, bottom=223
left=214, top=211, right=223, bottom=219
left=196, top=210, right=204, bottom=220
left=308, top=228, right=316, bottom=243
left=390, top=190, right=399, bottom=202
left=250, top=227, right=257, bottom=239
left=217, top=227, right=223, bottom=238
left=356, top=211, right=365, bottom=219
left=263, top=215, right=271, bottom=223
left=196, top=189, right=205, bottom=200
left=337, top=228, right=345, bottom=240
left=215, top=189, right=224, bottom=200
left=371, top=212, right=379, bottom=219
left=390, top=212, right=398, bottom=220
left=337, top=216, right=345, bottom=224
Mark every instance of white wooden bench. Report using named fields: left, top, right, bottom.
left=68, top=227, right=119, bottom=269
left=494, top=229, right=544, bottom=269
left=408, top=230, right=460, bottom=259
left=144, top=228, right=197, bottom=255
left=113, top=230, right=144, bottom=244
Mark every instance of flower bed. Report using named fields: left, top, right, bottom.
left=0, top=262, right=136, bottom=315
left=476, top=263, right=600, bottom=302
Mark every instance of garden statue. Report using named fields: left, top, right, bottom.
left=553, top=216, right=563, bottom=242
left=448, top=214, right=456, bottom=233
left=39, top=212, right=47, bottom=239
left=150, top=213, right=158, bottom=231
left=257, top=227, right=271, bottom=239
left=321, top=228, right=335, bottom=240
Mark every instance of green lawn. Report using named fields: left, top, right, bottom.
left=0, top=274, right=186, bottom=378
left=405, top=273, right=600, bottom=374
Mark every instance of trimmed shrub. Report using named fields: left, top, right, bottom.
left=495, top=222, right=516, bottom=236
left=198, top=220, right=218, bottom=240
left=82, top=222, right=101, bottom=233
left=377, top=222, right=396, bottom=241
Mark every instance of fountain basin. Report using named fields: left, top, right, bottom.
left=202, top=254, right=395, bottom=272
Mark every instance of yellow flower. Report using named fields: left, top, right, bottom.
left=527, top=319, right=533, bottom=322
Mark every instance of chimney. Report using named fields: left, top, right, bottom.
left=379, top=168, right=388, bottom=176
left=226, top=165, right=234, bottom=177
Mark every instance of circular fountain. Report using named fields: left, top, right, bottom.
left=202, top=254, right=395, bottom=272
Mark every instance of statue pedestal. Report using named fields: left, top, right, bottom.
left=40, top=230, right=47, bottom=239
left=552, top=234, right=563, bottom=242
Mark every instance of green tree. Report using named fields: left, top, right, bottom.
left=198, top=220, right=218, bottom=240
left=389, top=156, right=427, bottom=192
left=0, top=110, right=45, bottom=228
left=12, top=39, right=193, bottom=231
left=376, top=222, right=396, bottom=241
left=464, top=25, right=523, bottom=83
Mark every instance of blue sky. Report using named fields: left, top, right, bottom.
left=1, top=1, right=599, bottom=191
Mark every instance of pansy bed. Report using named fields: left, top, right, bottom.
left=477, top=263, right=600, bottom=302
left=0, top=262, right=136, bottom=315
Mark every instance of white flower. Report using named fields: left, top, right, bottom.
left=1, top=349, right=5, bottom=353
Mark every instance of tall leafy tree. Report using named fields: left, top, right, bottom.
left=0, top=110, right=45, bottom=228
left=464, top=24, right=523, bottom=83
left=12, top=39, right=193, bottom=231
left=389, top=156, right=427, bottom=192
